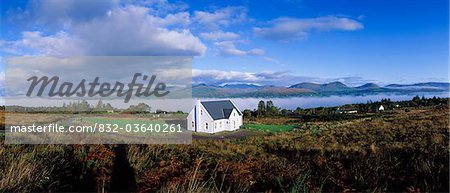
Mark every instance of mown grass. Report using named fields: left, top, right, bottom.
left=241, top=123, right=297, bottom=132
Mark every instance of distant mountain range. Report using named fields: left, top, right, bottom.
left=192, top=82, right=450, bottom=98
left=289, top=81, right=349, bottom=92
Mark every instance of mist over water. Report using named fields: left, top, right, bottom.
left=4, top=92, right=449, bottom=112
left=222, top=92, right=450, bottom=110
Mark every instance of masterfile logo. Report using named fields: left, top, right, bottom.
left=4, top=56, right=193, bottom=144
left=26, top=73, right=170, bottom=103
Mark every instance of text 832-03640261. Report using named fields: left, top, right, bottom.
left=95, top=123, right=183, bottom=133
left=8, top=123, right=184, bottom=133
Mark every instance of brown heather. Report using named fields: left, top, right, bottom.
left=0, top=104, right=448, bottom=192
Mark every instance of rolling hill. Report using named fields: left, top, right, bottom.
left=289, top=81, right=349, bottom=92
left=191, top=82, right=449, bottom=98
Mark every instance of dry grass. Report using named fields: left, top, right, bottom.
left=0, top=104, right=448, bottom=192
left=0, top=145, right=70, bottom=192
left=4, top=113, right=69, bottom=125
left=0, top=111, right=4, bottom=129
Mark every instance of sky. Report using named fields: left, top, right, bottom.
left=0, top=0, right=448, bottom=87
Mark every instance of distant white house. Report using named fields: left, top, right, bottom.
left=378, top=105, right=385, bottom=111
left=336, top=107, right=358, bottom=114
left=187, top=99, right=243, bottom=133
left=345, top=110, right=358, bottom=114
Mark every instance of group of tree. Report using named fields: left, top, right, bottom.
left=408, top=95, right=446, bottom=107
left=242, top=100, right=281, bottom=118
left=256, top=100, right=280, bottom=116
left=5, top=100, right=153, bottom=114
left=125, top=103, right=151, bottom=113
left=243, top=96, right=449, bottom=119
left=61, top=100, right=117, bottom=113
left=93, top=100, right=114, bottom=112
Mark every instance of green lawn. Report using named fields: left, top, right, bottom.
left=241, top=124, right=296, bottom=133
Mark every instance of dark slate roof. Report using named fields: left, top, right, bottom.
left=201, top=100, right=242, bottom=120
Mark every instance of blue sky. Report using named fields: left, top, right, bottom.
left=1, top=0, right=448, bottom=86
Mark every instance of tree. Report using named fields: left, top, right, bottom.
left=257, top=100, right=266, bottom=117
left=243, top=109, right=253, bottom=118
left=95, top=99, right=104, bottom=111
left=127, top=103, right=151, bottom=113
left=412, top=95, right=421, bottom=106
left=266, top=100, right=279, bottom=116
left=104, top=103, right=114, bottom=111
left=79, top=100, right=91, bottom=112
left=281, top=109, right=292, bottom=116
left=294, top=107, right=303, bottom=115
left=136, top=103, right=151, bottom=112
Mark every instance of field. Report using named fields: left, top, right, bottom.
left=0, top=104, right=449, bottom=192
left=241, top=124, right=296, bottom=133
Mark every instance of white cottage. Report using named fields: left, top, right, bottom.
left=187, top=100, right=243, bottom=133
left=378, top=105, right=385, bottom=111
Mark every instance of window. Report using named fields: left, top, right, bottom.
left=215, top=122, right=217, bottom=128
left=191, top=121, right=194, bottom=128
left=234, top=112, right=236, bottom=116
left=205, top=123, right=208, bottom=130
left=233, top=121, right=236, bottom=128
left=201, top=110, right=203, bottom=115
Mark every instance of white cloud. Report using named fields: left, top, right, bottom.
left=193, top=6, right=247, bottom=29
left=357, top=15, right=366, bottom=20
left=247, top=49, right=265, bottom=55
left=73, top=5, right=205, bottom=56
left=214, top=41, right=265, bottom=56
left=3, top=56, right=193, bottom=97
left=193, top=69, right=321, bottom=86
left=29, top=0, right=119, bottom=27
left=2, top=4, right=206, bottom=56
left=200, top=31, right=240, bottom=41
left=254, top=16, right=363, bottom=41
left=193, top=69, right=261, bottom=82
left=0, top=31, right=84, bottom=56
left=193, top=69, right=373, bottom=86
left=263, top=57, right=280, bottom=63
left=133, top=0, right=189, bottom=15
left=156, top=12, right=191, bottom=26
